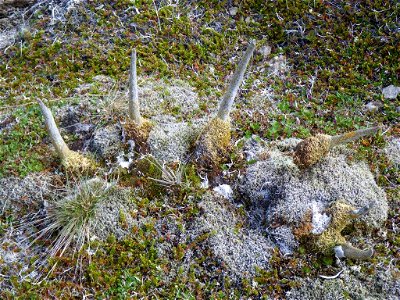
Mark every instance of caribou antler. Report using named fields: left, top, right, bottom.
left=314, top=200, right=374, bottom=260
left=37, top=100, right=96, bottom=173
left=217, top=40, right=256, bottom=121
left=334, top=244, right=374, bottom=260
left=37, top=99, right=71, bottom=160
left=194, top=40, right=256, bottom=167
left=293, top=126, right=381, bottom=168
left=124, top=48, right=153, bottom=150
left=128, top=48, right=142, bottom=125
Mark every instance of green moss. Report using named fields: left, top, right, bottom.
left=194, top=118, right=231, bottom=168
left=0, top=106, right=47, bottom=177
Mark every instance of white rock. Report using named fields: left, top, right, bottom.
left=229, top=7, right=238, bottom=16
left=364, top=101, right=380, bottom=112
left=382, top=85, right=400, bottom=99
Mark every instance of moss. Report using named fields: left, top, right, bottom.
left=194, top=118, right=231, bottom=168
left=123, top=119, right=153, bottom=153
left=313, top=200, right=356, bottom=254
left=293, top=134, right=331, bottom=168
left=61, top=150, right=98, bottom=175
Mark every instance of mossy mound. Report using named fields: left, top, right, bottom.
left=312, top=201, right=357, bottom=254
left=293, top=134, right=331, bottom=168
left=123, top=118, right=153, bottom=153
left=241, top=138, right=388, bottom=254
left=61, top=150, right=98, bottom=175
left=194, top=117, right=231, bottom=168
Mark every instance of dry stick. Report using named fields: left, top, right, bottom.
left=329, top=126, right=381, bottom=148
left=37, top=99, right=70, bottom=160
left=216, top=40, right=256, bottom=121
left=128, top=48, right=142, bottom=125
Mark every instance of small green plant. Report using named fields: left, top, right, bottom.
left=0, top=106, right=47, bottom=177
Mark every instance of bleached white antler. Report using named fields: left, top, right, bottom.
left=216, top=40, right=256, bottom=121
left=128, top=48, right=142, bottom=125
left=37, top=99, right=96, bottom=173
left=293, top=126, right=382, bottom=168
left=194, top=40, right=256, bottom=168
left=37, top=99, right=70, bottom=160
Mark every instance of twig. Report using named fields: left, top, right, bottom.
left=319, top=269, right=344, bottom=279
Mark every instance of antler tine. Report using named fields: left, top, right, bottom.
left=334, top=244, right=374, bottom=260
left=37, top=99, right=70, bottom=160
left=217, top=40, right=256, bottom=121
left=129, top=48, right=142, bottom=125
left=330, top=126, right=381, bottom=148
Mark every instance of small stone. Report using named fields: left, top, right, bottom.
left=259, top=45, right=271, bottom=59
left=229, top=6, right=238, bottom=16
left=364, top=101, right=380, bottom=112
left=382, top=85, right=400, bottom=99
left=267, top=55, right=287, bottom=76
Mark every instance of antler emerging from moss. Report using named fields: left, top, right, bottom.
left=128, top=48, right=142, bottom=125
left=314, top=200, right=374, bottom=260
left=37, top=100, right=96, bottom=174
left=125, top=49, right=152, bottom=149
left=194, top=41, right=256, bottom=167
left=293, top=126, right=381, bottom=168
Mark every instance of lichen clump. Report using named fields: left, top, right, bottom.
left=194, top=118, right=231, bottom=167
left=148, top=120, right=203, bottom=164
left=293, top=134, right=331, bottom=168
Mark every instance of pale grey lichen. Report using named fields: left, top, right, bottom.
left=186, top=192, right=275, bottom=278
left=286, top=266, right=400, bottom=300
left=0, top=173, right=54, bottom=214
left=88, top=182, right=141, bottom=241
left=124, top=77, right=201, bottom=119
left=86, top=124, right=123, bottom=161
left=147, top=119, right=204, bottom=164
left=384, top=137, right=400, bottom=166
